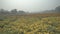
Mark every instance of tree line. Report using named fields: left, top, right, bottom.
left=0, top=9, right=26, bottom=15
left=0, top=6, right=60, bottom=15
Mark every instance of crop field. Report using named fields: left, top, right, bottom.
left=0, top=14, right=60, bottom=34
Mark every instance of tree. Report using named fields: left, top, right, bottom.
left=0, top=9, right=10, bottom=15
left=18, top=10, right=25, bottom=15
left=0, top=9, right=5, bottom=14
left=55, top=6, right=60, bottom=12
left=11, top=9, right=17, bottom=14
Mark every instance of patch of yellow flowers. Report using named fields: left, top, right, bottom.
left=0, top=16, right=60, bottom=34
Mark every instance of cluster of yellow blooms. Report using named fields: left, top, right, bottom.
left=0, top=16, right=60, bottom=34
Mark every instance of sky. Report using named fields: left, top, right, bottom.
left=0, top=0, right=60, bottom=12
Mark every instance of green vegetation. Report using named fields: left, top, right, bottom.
left=0, top=15, right=60, bottom=34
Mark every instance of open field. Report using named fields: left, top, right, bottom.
left=0, top=14, right=60, bottom=34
